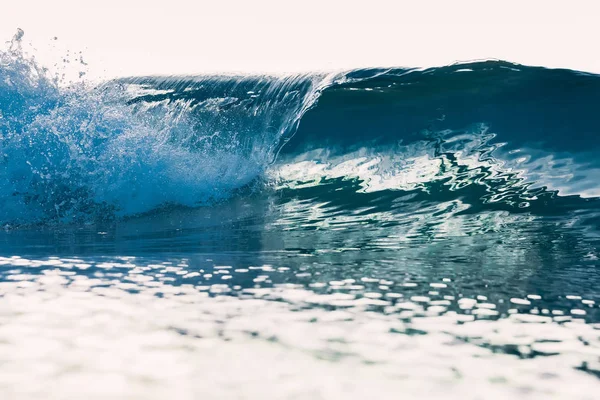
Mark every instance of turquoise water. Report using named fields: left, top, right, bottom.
left=1, top=33, right=600, bottom=399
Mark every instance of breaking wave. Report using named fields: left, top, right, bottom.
left=1, top=30, right=600, bottom=227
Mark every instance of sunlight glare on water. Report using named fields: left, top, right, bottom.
left=0, top=255, right=599, bottom=400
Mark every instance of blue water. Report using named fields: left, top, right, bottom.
left=1, top=32, right=600, bottom=399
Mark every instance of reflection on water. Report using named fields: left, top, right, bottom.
left=0, top=185, right=599, bottom=398
left=0, top=252, right=598, bottom=399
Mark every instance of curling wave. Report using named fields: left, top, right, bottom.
left=1, top=32, right=600, bottom=226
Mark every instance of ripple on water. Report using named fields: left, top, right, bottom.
left=0, top=256, right=599, bottom=399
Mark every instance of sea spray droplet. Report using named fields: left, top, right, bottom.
left=0, top=39, right=339, bottom=225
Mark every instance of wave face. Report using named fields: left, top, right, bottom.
left=273, top=62, right=600, bottom=233
left=1, top=38, right=600, bottom=227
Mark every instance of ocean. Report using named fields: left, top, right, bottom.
left=1, top=34, right=599, bottom=399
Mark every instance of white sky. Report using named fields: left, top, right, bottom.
left=2, top=0, right=599, bottom=80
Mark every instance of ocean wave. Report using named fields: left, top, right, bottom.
left=1, top=32, right=600, bottom=226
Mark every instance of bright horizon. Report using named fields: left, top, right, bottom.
left=3, top=0, right=600, bottom=80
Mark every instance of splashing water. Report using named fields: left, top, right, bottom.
left=0, top=31, right=336, bottom=225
